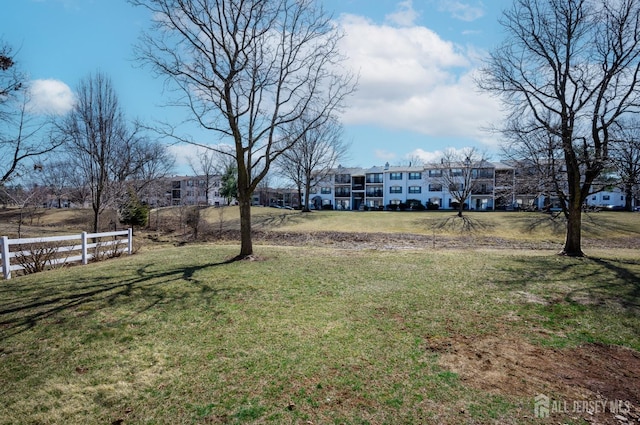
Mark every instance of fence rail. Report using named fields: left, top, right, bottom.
left=1, top=229, right=133, bottom=280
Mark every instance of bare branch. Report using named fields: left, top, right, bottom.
left=131, top=0, right=357, bottom=257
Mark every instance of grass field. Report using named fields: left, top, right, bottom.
left=3, top=206, right=640, bottom=242
left=0, top=209, right=639, bottom=423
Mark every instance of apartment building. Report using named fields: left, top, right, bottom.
left=166, top=175, right=226, bottom=206
left=310, top=162, right=629, bottom=211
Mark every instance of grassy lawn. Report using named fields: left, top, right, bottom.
left=3, top=206, right=640, bottom=244
left=1, top=242, right=639, bottom=424
left=252, top=209, right=640, bottom=239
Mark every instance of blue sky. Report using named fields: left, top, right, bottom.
left=4, top=0, right=513, bottom=173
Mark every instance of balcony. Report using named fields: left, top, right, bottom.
left=352, top=176, right=365, bottom=191
left=472, top=188, right=494, bottom=195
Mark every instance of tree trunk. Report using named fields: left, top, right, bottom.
left=302, top=180, right=311, bottom=212
left=457, top=203, right=463, bottom=217
left=560, top=197, right=584, bottom=257
left=238, top=194, right=253, bottom=258
left=625, top=183, right=633, bottom=211
left=92, top=207, right=100, bottom=233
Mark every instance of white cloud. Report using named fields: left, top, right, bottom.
left=374, top=149, right=398, bottom=161
left=27, top=79, right=75, bottom=115
left=438, top=1, right=485, bottom=22
left=336, top=14, right=503, bottom=145
left=166, top=142, right=233, bottom=175
left=166, top=144, right=200, bottom=174
left=385, top=0, right=419, bottom=27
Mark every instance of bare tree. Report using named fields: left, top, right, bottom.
left=610, top=120, right=640, bottom=210
left=3, top=180, right=48, bottom=237
left=56, top=72, right=140, bottom=232
left=434, top=148, right=486, bottom=217
left=501, top=117, right=567, bottom=212
left=0, top=41, right=23, bottom=112
left=188, top=148, right=220, bottom=206
left=131, top=0, right=356, bottom=259
left=479, top=0, right=640, bottom=256
left=1, top=88, right=63, bottom=187
left=126, top=135, right=175, bottom=205
left=66, top=169, right=91, bottom=209
left=40, top=159, right=73, bottom=208
left=255, top=171, right=271, bottom=206
left=1, top=43, right=68, bottom=200
left=277, top=116, right=348, bottom=212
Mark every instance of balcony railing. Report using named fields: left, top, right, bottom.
left=472, top=188, right=494, bottom=195
left=366, top=190, right=384, bottom=197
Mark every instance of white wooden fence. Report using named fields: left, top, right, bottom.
left=1, top=229, right=133, bottom=280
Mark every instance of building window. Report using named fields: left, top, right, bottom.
left=603, top=195, right=610, bottom=201
left=366, top=173, right=383, bottom=183
left=336, top=199, right=350, bottom=210
left=321, top=187, right=331, bottom=194
left=473, top=169, right=494, bottom=179
left=429, top=169, right=442, bottom=177
left=335, top=174, right=351, bottom=184
left=449, top=183, right=463, bottom=191
left=390, top=186, right=402, bottom=194
left=366, top=187, right=383, bottom=197
left=450, top=169, right=462, bottom=177
left=389, top=172, right=403, bottom=180
left=408, top=172, right=422, bottom=180
left=428, top=183, right=443, bottom=192
left=408, top=186, right=421, bottom=194
left=336, top=187, right=351, bottom=197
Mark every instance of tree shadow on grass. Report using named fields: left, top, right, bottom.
left=0, top=258, right=242, bottom=342
left=569, top=257, right=640, bottom=313
left=492, top=255, right=640, bottom=314
left=581, top=212, right=640, bottom=238
left=431, top=214, right=495, bottom=233
left=508, top=212, right=566, bottom=235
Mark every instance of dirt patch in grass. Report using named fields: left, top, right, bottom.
left=427, top=334, right=640, bottom=424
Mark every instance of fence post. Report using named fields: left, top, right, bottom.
left=1, top=236, right=10, bottom=280
left=128, top=228, right=133, bottom=255
left=81, top=231, right=88, bottom=265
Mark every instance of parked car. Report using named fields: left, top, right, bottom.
left=603, top=205, right=626, bottom=211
